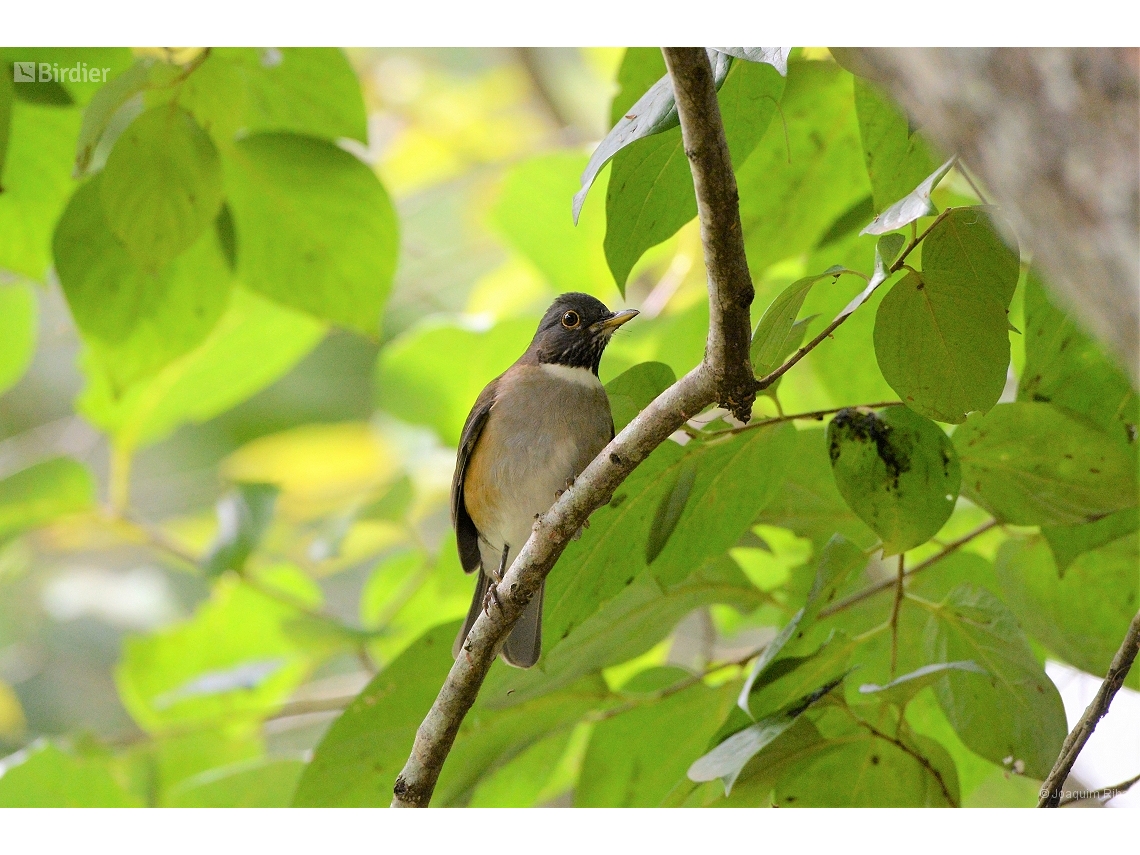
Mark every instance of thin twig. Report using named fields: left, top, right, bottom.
left=889, top=553, right=905, bottom=677
left=389, top=46, right=758, bottom=808
left=1056, top=771, right=1140, bottom=807
left=890, top=208, right=953, bottom=274
left=1039, top=610, right=1140, bottom=807
left=713, top=401, right=904, bottom=437
left=817, top=519, right=1000, bottom=619
left=956, top=161, right=990, bottom=205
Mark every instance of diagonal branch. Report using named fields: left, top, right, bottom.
left=1038, top=609, right=1140, bottom=807
left=390, top=47, right=759, bottom=808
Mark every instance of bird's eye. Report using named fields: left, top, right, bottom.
left=561, top=310, right=580, bottom=329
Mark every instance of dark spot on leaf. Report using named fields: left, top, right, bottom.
left=785, top=795, right=797, bottom=802
left=626, top=577, right=634, bottom=585
left=830, top=408, right=912, bottom=488
left=1032, top=393, right=1052, bottom=403
left=1090, top=468, right=1100, bottom=474
left=871, top=755, right=880, bottom=765
left=915, top=281, right=924, bottom=291
left=609, top=493, right=627, bottom=509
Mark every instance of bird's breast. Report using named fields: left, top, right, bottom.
left=463, top=364, right=612, bottom=554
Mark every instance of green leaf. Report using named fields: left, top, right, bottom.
left=922, top=207, right=1020, bottom=307
left=98, top=105, right=224, bottom=270
left=854, top=78, right=941, bottom=215
left=0, top=282, right=36, bottom=395
left=576, top=671, right=737, bottom=807
left=922, top=583, right=1067, bottom=779
left=954, top=402, right=1138, bottom=525
left=0, top=101, right=82, bottom=279
left=609, top=49, right=666, bottom=127
left=689, top=677, right=843, bottom=793
left=1018, top=268, right=1139, bottom=448
left=116, top=567, right=320, bottom=733
left=860, top=157, right=954, bottom=235
left=604, top=361, right=675, bottom=432
left=750, top=266, right=845, bottom=378
left=603, top=58, right=785, bottom=290
left=0, top=457, right=94, bottom=544
left=0, top=741, right=141, bottom=807
left=827, top=406, right=960, bottom=555
left=292, top=621, right=459, bottom=806
left=737, top=60, right=871, bottom=276
left=202, top=483, right=280, bottom=577
left=646, top=459, right=698, bottom=565
left=165, top=756, right=305, bottom=807
left=224, top=133, right=398, bottom=334
left=78, top=287, right=326, bottom=451
left=201, top=48, right=368, bottom=144
left=877, top=233, right=905, bottom=268
left=757, top=428, right=878, bottom=551
left=467, top=729, right=576, bottom=807
left=1042, top=508, right=1139, bottom=573
left=995, top=534, right=1139, bottom=684
left=858, top=661, right=988, bottom=707
left=745, top=631, right=856, bottom=720
left=573, top=49, right=733, bottom=222
left=434, top=676, right=611, bottom=806
left=544, top=423, right=797, bottom=656
left=53, top=175, right=233, bottom=390
left=771, top=719, right=955, bottom=807
left=73, top=57, right=157, bottom=176
left=491, top=152, right=616, bottom=300
left=874, top=268, right=1009, bottom=424
left=375, top=317, right=535, bottom=447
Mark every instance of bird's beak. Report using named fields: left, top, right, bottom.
left=595, top=309, right=639, bottom=332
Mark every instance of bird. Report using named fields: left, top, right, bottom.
left=450, top=292, right=638, bottom=668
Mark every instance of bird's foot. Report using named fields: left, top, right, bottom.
left=482, top=582, right=503, bottom=616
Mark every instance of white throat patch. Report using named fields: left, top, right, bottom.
left=541, top=363, right=603, bottom=389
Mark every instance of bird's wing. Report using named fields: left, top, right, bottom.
left=451, top=376, right=499, bottom=574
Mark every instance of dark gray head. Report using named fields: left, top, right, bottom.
left=527, top=292, right=638, bottom=374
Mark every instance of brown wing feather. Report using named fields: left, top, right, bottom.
left=451, top=376, right=500, bottom=574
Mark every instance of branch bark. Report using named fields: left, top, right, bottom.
left=1038, top=609, right=1140, bottom=807
left=390, top=47, right=758, bottom=808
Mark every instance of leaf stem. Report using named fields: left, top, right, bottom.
left=890, top=208, right=952, bottom=274
left=712, top=401, right=904, bottom=438
left=817, top=519, right=1000, bottom=619
left=843, top=709, right=957, bottom=806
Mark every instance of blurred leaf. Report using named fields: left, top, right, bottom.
left=79, top=287, right=326, bottom=451
left=0, top=71, right=11, bottom=179
left=604, top=361, right=675, bottom=432
left=292, top=621, right=459, bottom=806
left=827, top=406, right=960, bottom=555
left=858, top=661, right=987, bottom=707
left=202, top=483, right=279, bottom=577
left=1042, top=508, right=1138, bottom=573
left=165, top=756, right=305, bottom=807
left=996, top=534, right=1139, bottom=684
left=0, top=679, right=26, bottom=738
left=224, top=133, right=398, bottom=334
left=646, top=459, right=698, bottom=565
left=860, top=157, right=954, bottom=235
left=492, top=152, right=617, bottom=301
left=853, top=78, right=940, bottom=214
left=577, top=671, right=737, bottom=806
left=467, top=728, right=575, bottom=807
left=0, top=457, right=94, bottom=545
left=375, top=316, right=534, bottom=447
left=73, top=57, right=156, bottom=176
left=434, top=675, right=612, bottom=807
left=116, top=566, right=320, bottom=732
left=1019, top=268, right=1138, bottom=448
left=0, top=741, right=141, bottom=807
left=737, top=60, right=870, bottom=276
left=573, top=49, right=733, bottom=222
left=0, top=282, right=36, bottom=395
left=757, top=428, right=878, bottom=551
left=604, top=58, right=784, bottom=290
left=53, top=176, right=233, bottom=390
left=98, top=105, right=223, bottom=270
left=0, top=101, right=81, bottom=278
left=954, top=402, right=1138, bottom=525
left=922, top=583, right=1067, bottom=779
left=189, top=48, right=368, bottom=145
left=751, top=266, right=846, bottom=378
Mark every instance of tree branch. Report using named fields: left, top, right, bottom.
left=1038, top=609, right=1140, bottom=807
left=663, top=47, right=758, bottom=423
left=389, top=46, right=763, bottom=808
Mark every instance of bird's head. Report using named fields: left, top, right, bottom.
left=528, top=292, right=638, bottom=374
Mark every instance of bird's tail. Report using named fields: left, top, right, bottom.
left=452, top=573, right=544, bottom=669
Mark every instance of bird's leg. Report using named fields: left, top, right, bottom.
left=482, top=544, right=509, bottom=616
